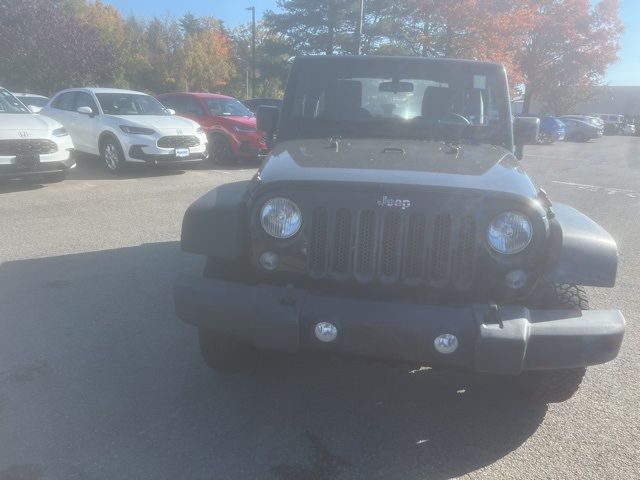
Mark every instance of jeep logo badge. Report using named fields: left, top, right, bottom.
left=377, top=195, right=411, bottom=210
left=18, top=131, right=29, bottom=138
left=176, top=129, right=183, bottom=135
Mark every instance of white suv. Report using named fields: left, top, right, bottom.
left=0, top=87, right=75, bottom=182
left=42, top=88, right=208, bottom=173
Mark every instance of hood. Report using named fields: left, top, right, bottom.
left=107, top=115, right=200, bottom=133
left=258, top=138, right=538, bottom=198
left=0, top=113, right=62, bottom=133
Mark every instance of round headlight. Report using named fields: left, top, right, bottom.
left=260, top=198, right=302, bottom=239
left=487, top=211, right=532, bottom=254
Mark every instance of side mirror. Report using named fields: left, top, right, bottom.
left=77, top=106, right=94, bottom=116
left=257, top=105, right=279, bottom=136
left=166, top=108, right=176, bottom=116
left=28, top=105, right=42, bottom=114
left=513, top=116, right=539, bottom=160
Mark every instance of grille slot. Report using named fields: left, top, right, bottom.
left=430, top=214, right=452, bottom=281
left=332, top=209, right=352, bottom=274
left=157, top=135, right=200, bottom=148
left=0, top=139, right=57, bottom=156
left=404, top=213, right=427, bottom=281
left=454, top=216, right=477, bottom=287
left=355, top=210, right=376, bottom=276
left=380, top=211, right=402, bottom=279
left=309, top=208, right=328, bottom=273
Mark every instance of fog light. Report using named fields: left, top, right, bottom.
left=434, top=334, right=458, bottom=354
left=259, top=251, right=279, bottom=271
left=314, top=322, right=338, bottom=342
left=505, top=269, right=528, bottom=289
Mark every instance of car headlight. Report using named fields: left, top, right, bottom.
left=487, top=211, right=532, bottom=254
left=233, top=125, right=257, bottom=133
left=52, top=127, right=68, bottom=137
left=119, top=125, right=156, bottom=135
left=260, top=198, right=302, bottom=239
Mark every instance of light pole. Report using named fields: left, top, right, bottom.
left=246, top=6, right=256, bottom=98
left=356, top=0, right=364, bottom=55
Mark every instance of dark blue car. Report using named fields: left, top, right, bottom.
left=537, top=116, right=565, bottom=144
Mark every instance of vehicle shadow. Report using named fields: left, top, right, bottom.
left=0, top=241, right=546, bottom=480
left=68, top=152, right=189, bottom=180
left=0, top=178, right=45, bottom=194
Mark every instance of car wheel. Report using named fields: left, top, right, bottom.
left=41, top=171, right=68, bottom=183
left=100, top=137, right=126, bottom=174
left=210, top=134, right=234, bottom=165
left=198, top=328, right=257, bottom=372
left=506, top=281, right=589, bottom=403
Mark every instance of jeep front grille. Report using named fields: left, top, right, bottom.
left=308, top=207, right=477, bottom=288
left=0, top=139, right=58, bottom=156
left=157, top=135, right=200, bottom=148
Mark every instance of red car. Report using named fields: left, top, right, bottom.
left=157, top=92, right=268, bottom=163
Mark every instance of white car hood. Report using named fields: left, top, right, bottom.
left=0, top=113, right=61, bottom=133
left=108, top=115, right=199, bottom=134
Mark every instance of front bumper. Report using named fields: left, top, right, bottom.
left=128, top=146, right=208, bottom=165
left=174, top=275, right=625, bottom=374
left=0, top=150, right=76, bottom=178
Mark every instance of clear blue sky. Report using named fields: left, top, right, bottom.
left=106, top=0, right=639, bottom=86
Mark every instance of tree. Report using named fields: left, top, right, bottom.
left=0, top=0, right=118, bottom=94
left=179, top=12, right=202, bottom=36
left=517, top=0, right=623, bottom=114
left=178, top=19, right=235, bottom=92
left=264, top=0, right=359, bottom=55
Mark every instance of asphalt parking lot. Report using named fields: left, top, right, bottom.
left=1, top=136, right=639, bottom=480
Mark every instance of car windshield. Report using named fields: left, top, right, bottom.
left=96, top=93, right=169, bottom=116
left=18, top=96, right=48, bottom=108
left=203, top=98, right=253, bottom=117
left=0, top=88, right=30, bottom=114
left=283, top=59, right=510, bottom=147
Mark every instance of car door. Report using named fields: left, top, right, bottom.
left=44, top=91, right=77, bottom=133
left=71, top=92, right=101, bottom=154
left=175, top=95, right=206, bottom=125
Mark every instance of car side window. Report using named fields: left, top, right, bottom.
left=159, top=95, right=177, bottom=110
left=75, top=92, right=98, bottom=113
left=182, top=96, right=204, bottom=116
left=53, top=92, right=77, bottom=111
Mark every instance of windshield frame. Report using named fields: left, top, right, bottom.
left=0, top=88, right=31, bottom=114
left=278, top=57, right=513, bottom=150
left=95, top=92, right=170, bottom=116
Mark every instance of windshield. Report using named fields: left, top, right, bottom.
left=203, top=98, right=253, bottom=117
left=0, top=88, right=30, bottom=114
left=96, top=93, right=169, bottom=116
left=282, top=59, right=510, bottom=147
left=18, top=96, right=48, bottom=108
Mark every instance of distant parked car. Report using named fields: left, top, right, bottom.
left=559, top=115, right=604, bottom=131
left=623, top=123, right=636, bottom=136
left=0, top=87, right=74, bottom=182
left=561, top=118, right=602, bottom=142
left=537, top=116, right=565, bottom=144
left=595, top=114, right=624, bottom=135
left=242, top=98, right=283, bottom=113
left=12, top=93, right=49, bottom=113
left=42, top=88, right=208, bottom=173
left=158, top=92, right=268, bottom=164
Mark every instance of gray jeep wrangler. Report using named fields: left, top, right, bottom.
left=174, top=56, right=624, bottom=403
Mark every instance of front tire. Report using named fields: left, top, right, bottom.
left=210, top=134, right=234, bottom=165
left=198, top=328, right=257, bottom=372
left=510, top=282, right=589, bottom=403
left=100, top=137, right=126, bottom=174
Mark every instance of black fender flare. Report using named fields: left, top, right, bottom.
left=544, top=203, right=618, bottom=287
left=181, top=180, right=251, bottom=258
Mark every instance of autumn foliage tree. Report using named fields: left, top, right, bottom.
left=517, top=0, right=623, bottom=114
